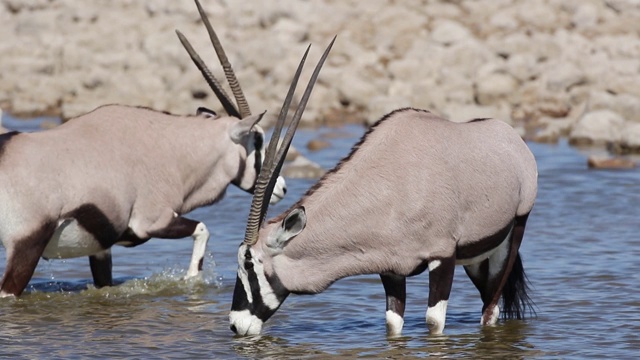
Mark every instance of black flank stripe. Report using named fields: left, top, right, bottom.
left=64, top=204, right=121, bottom=250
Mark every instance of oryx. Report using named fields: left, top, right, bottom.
left=0, top=0, right=287, bottom=296
left=230, top=108, right=538, bottom=336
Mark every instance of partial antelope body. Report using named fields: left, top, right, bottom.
left=0, top=0, right=288, bottom=296
left=230, top=108, right=538, bottom=336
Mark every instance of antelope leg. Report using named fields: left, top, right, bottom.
left=425, top=256, right=455, bottom=335
left=479, top=214, right=530, bottom=325
left=146, top=215, right=210, bottom=278
left=380, top=273, right=406, bottom=336
left=0, top=222, right=57, bottom=297
left=89, top=249, right=113, bottom=288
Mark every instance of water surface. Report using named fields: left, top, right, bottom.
left=1, top=123, right=639, bottom=359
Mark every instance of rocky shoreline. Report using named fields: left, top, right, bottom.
left=1, top=0, right=640, bottom=155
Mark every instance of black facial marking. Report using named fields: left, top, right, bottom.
left=247, top=132, right=264, bottom=194
left=253, top=132, right=264, bottom=175
left=244, top=248, right=254, bottom=270
left=231, top=275, right=251, bottom=311
left=232, top=131, right=264, bottom=195
left=232, top=247, right=289, bottom=322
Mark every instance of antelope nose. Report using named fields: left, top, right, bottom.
left=282, top=187, right=287, bottom=194
left=230, top=324, right=238, bottom=334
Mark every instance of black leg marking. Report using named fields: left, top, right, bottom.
left=426, top=256, right=456, bottom=334
left=428, top=257, right=456, bottom=308
left=147, top=216, right=200, bottom=239
left=89, top=250, right=113, bottom=288
left=380, top=273, right=406, bottom=335
left=146, top=216, right=209, bottom=278
left=464, top=260, right=492, bottom=310
left=0, top=221, right=57, bottom=296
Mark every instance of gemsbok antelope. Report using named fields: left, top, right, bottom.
left=0, top=0, right=288, bottom=296
left=230, top=108, right=538, bottom=336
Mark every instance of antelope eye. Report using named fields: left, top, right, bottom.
left=244, top=260, right=254, bottom=270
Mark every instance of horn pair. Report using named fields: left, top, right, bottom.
left=243, top=39, right=335, bottom=246
left=176, top=0, right=251, bottom=119
left=176, top=0, right=334, bottom=246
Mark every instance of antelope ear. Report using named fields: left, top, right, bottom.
left=197, top=106, right=218, bottom=119
left=230, top=112, right=265, bottom=143
left=268, top=207, right=307, bottom=249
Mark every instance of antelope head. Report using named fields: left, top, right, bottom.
left=229, top=38, right=335, bottom=336
left=176, top=0, right=285, bottom=204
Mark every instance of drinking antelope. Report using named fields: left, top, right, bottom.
left=230, top=109, right=538, bottom=336
left=0, top=0, right=288, bottom=296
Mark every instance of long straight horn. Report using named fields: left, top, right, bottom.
left=194, top=0, right=251, bottom=118
left=176, top=30, right=241, bottom=118
left=243, top=37, right=336, bottom=246
left=242, top=46, right=309, bottom=245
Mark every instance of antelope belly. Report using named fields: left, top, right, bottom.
left=42, top=219, right=104, bottom=259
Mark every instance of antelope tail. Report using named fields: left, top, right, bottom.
left=502, top=252, right=536, bottom=320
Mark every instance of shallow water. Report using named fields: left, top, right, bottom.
left=1, top=122, right=639, bottom=359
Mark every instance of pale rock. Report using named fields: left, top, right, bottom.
left=537, top=94, right=571, bottom=118
left=282, top=155, right=325, bottom=179
left=588, top=91, right=640, bottom=123
left=506, top=53, right=539, bottom=82
left=534, top=116, right=576, bottom=143
left=594, top=34, right=640, bottom=58
left=545, top=61, right=586, bottom=92
left=587, top=156, right=637, bottom=169
left=1, top=0, right=640, bottom=146
left=430, top=20, right=471, bottom=45
left=489, top=8, right=519, bottom=31
left=489, top=33, right=532, bottom=58
left=604, top=0, right=640, bottom=13
left=424, top=2, right=463, bottom=18
left=569, top=109, right=625, bottom=145
left=515, top=2, right=558, bottom=31
left=607, top=75, right=640, bottom=100
left=619, top=122, right=640, bottom=149
left=572, top=3, right=600, bottom=29
left=475, top=72, right=518, bottom=106
left=441, top=39, right=496, bottom=79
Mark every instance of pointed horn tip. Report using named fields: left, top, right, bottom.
left=252, top=110, right=267, bottom=127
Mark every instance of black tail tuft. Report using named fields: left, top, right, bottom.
left=501, top=252, right=536, bottom=320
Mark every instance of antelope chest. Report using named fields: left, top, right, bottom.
left=42, top=219, right=104, bottom=259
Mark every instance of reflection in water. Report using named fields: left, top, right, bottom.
left=1, top=127, right=639, bottom=358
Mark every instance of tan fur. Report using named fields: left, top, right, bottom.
left=256, top=108, right=537, bottom=293
left=0, top=105, right=257, bottom=241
